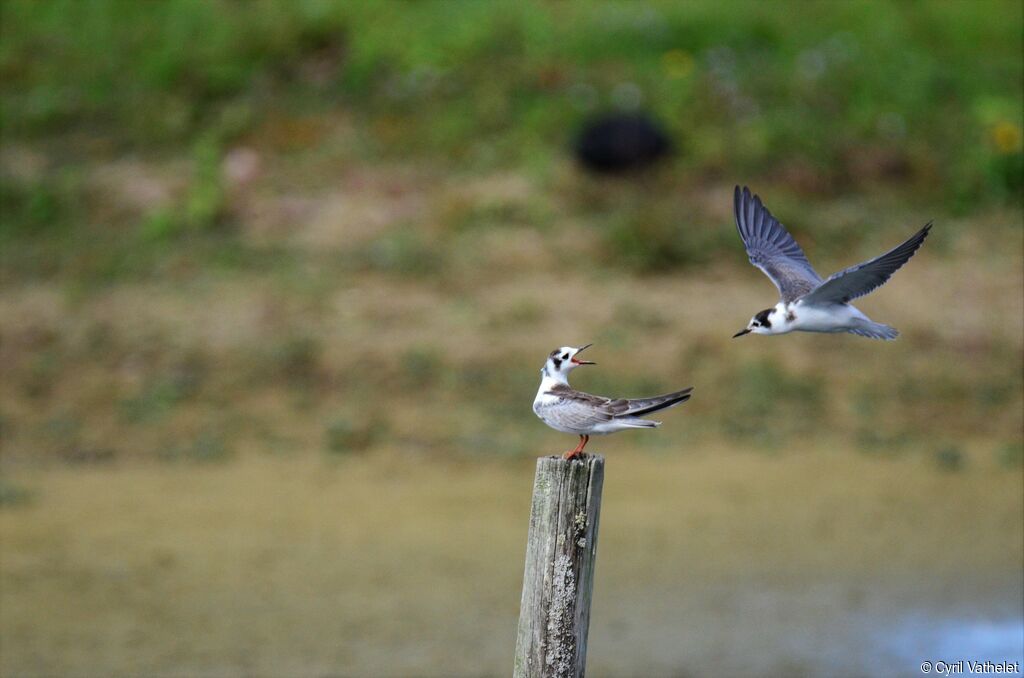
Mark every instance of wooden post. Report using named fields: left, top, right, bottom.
left=514, top=454, right=605, bottom=678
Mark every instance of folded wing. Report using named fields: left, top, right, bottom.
left=545, top=387, right=693, bottom=428
left=801, top=223, right=932, bottom=305
left=617, top=387, right=693, bottom=417
left=734, top=186, right=822, bottom=302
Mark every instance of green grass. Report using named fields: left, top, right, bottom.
left=1, top=1, right=1020, bottom=296
left=2, top=0, right=1021, bottom=210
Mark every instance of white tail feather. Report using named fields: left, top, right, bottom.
left=616, top=418, right=660, bottom=429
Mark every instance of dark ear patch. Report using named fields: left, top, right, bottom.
left=754, top=309, right=772, bottom=328
left=552, top=357, right=562, bottom=370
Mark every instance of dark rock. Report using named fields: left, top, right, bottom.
left=573, top=113, right=672, bottom=174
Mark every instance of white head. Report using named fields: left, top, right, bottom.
left=541, top=344, right=595, bottom=383
left=733, top=307, right=782, bottom=338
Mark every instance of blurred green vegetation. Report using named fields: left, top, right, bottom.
left=0, top=1, right=1021, bottom=468
left=2, top=0, right=1022, bottom=206
left=0, top=0, right=1020, bottom=300
left=0, top=477, right=34, bottom=507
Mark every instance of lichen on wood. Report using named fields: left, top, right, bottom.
left=514, top=454, right=604, bottom=678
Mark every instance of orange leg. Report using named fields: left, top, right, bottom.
left=563, top=435, right=590, bottom=460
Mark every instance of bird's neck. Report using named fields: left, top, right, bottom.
left=539, top=365, right=569, bottom=388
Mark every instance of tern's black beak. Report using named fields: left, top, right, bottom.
left=732, top=328, right=752, bottom=338
left=571, top=343, right=595, bottom=365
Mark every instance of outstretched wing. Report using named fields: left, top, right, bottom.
left=734, top=185, right=822, bottom=302
left=801, top=223, right=932, bottom=305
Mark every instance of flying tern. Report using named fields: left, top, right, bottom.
left=732, top=186, right=931, bottom=340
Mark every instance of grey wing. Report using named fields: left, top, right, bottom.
left=550, top=388, right=693, bottom=423
left=735, top=186, right=822, bottom=302
left=544, top=391, right=621, bottom=429
left=801, top=223, right=932, bottom=305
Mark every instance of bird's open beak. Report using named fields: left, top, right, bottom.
left=571, top=343, right=595, bottom=365
left=732, top=328, right=752, bottom=338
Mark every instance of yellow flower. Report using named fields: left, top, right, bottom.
left=662, top=49, right=694, bottom=79
left=990, top=120, right=1023, bottom=154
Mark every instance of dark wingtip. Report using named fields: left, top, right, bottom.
left=735, top=185, right=757, bottom=229
left=912, top=221, right=933, bottom=248
left=657, top=391, right=693, bottom=411
left=669, top=388, right=694, bottom=403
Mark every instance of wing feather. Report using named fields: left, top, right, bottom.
left=801, top=223, right=932, bottom=305
left=543, top=392, right=615, bottom=430
left=546, top=387, right=693, bottom=422
left=734, top=186, right=822, bottom=302
left=618, top=387, right=693, bottom=417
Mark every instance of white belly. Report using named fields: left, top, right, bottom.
left=791, top=302, right=867, bottom=333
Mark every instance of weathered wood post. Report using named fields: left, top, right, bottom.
left=514, top=454, right=605, bottom=678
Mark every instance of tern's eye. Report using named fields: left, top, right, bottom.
left=562, top=353, right=569, bottom=360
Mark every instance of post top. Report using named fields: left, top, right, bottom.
left=537, top=453, right=605, bottom=465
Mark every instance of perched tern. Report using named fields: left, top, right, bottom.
left=533, top=344, right=693, bottom=459
left=732, top=186, right=931, bottom=340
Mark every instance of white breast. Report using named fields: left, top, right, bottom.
left=533, top=377, right=563, bottom=413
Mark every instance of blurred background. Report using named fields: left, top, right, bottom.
left=1, top=1, right=1022, bottom=675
